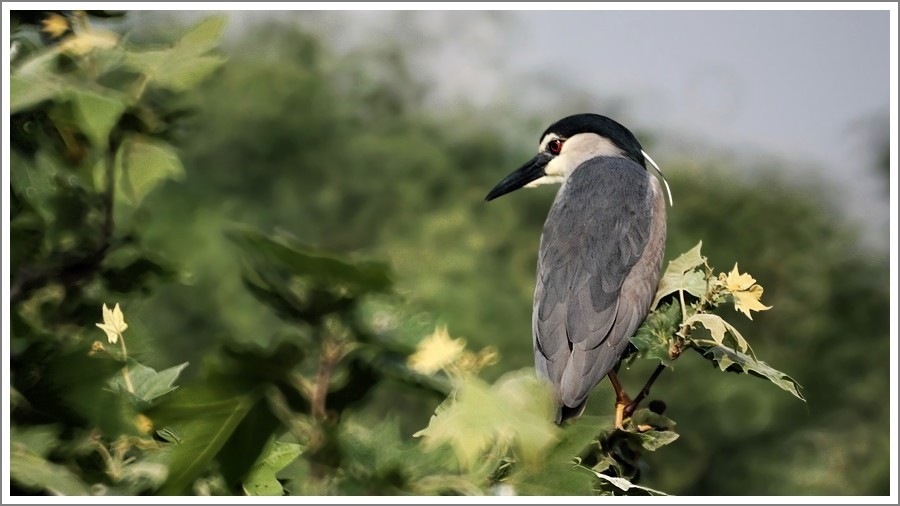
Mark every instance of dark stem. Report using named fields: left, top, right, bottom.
left=624, top=363, right=667, bottom=419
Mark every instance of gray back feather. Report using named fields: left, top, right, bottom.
left=533, top=156, right=664, bottom=421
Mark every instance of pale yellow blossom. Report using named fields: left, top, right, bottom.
left=41, top=13, right=69, bottom=39
left=96, top=303, right=128, bottom=344
left=408, top=325, right=466, bottom=375
left=720, top=264, right=772, bottom=320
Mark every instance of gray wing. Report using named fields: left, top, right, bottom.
left=533, top=156, right=662, bottom=415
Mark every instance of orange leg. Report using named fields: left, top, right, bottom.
left=608, top=364, right=666, bottom=429
left=607, top=371, right=632, bottom=429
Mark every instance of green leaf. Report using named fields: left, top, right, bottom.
left=160, top=55, right=227, bottom=92
left=115, top=137, right=185, bottom=207
left=125, top=50, right=226, bottom=92
left=176, top=15, right=228, bottom=56
left=109, top=361, right=189, bottom=407
left=338, top=416, right=402, bottom=471
left=10, top=50, right=65, bottom=113
left=69, top=89, right=127, bottom=149
left=10, top=150, right=61, bottom=222
left=629, top=408, right=677, bottom=432
left=695, top=344, right=805, bottom=401
left=651, top=241, right=708, bottom=310
left=630, top=299, right=681, bottom=365
left=511, top=416, right=602, bottom=496
left=123, top=17, right=226, bottom=93
left=145, top=383, right=258, bottom=495
left=242, top=438, right=303, bottom=496
left=589, top=468, right=669, bottom=496
left=10, top=424, right=62, bottom=458
left=637, top=429, right=680, bottom=452
left=11, top=74, right=64, bottom=114
left=414, top=370, right=559, bottom=472
left=685, top=313, right=751, bottom=354
left=10, top=448, right=91, bottom=496
left=226, top=226, right=393, bottom=294
left=215, top=399, right=283, bottom=490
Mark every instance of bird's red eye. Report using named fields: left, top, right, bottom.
left=548, top=139, right=563, bottom=154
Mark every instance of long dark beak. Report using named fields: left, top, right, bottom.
left=484, top=154, right=551, bottom=201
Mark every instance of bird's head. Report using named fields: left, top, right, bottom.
left=485, top=113, right=672, bottom=205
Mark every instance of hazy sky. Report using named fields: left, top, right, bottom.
left=200, top=8, right=894, bottom=246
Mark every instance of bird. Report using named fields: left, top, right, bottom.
left=485, top=113, right=672, bottom=427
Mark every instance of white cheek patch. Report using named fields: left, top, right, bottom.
left=544, top=133, right=625, bottom=180
left=524, top=175, right=565, bottom=188
left=543, top=156, right=569, bottom=178
left=530, top=132, right=631, bottom=189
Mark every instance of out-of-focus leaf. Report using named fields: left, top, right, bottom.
left=69, top=89, right=127, bottom=149
left=215, top=398, right=283, bottom=490
left=696, top=344, right=805, bottom=401
left=10, top=50, right=65, bottom=113
left=337, top=417, right=406, bottom=479
left=243, top=437, right=303, bottom=496
left=123, top=17, right=226, bottom=92
left=38, top=345, right=136, bottom=436
left=10, top=211, right=46, bottom=274
left=10, top=448, right=91, bottom=496
left=651, top=241, right=707, bottom=310
left=145, top=383, right=258, bottom=495
left=101, top=256, right=175, bottom=294
left=117, top=461, right=169, bottom=494
left=154, top=55, right=227, bottom=92
left=511, top=416, right=601, bottom=496
left=630, top=299, right=681, bottom=365
left=414, top=369, right=559, bottom=471
left=176, top=15, right=227, bottom=56
left=109, top=361, right=189, bottom=407
left=10, top=150, right=60, bottom=222
left=684, top=313, right=750, bottom=354
left=226, top=227, right=392, bottom=294
left=10, top=424, right=62, bottom=458
left=114, top=137, right=185, bottom=207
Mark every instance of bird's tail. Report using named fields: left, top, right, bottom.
left=557, top=400, right=588, bottom=424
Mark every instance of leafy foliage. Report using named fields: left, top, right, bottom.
left=9, top=11, right=227, bottom=496
left=9, top=10, right=889, bottom=497
left=242, top=438, right=303, bottom=496
left=630, top=241, right=803, bottom=402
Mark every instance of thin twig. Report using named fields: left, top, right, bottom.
left=118, top=333, right=135, bottom=394
left=624, top=363, right=666, bottom=419
left=311, top=342, right=343, bottom=421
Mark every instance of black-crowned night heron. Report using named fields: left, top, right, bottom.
left=485, top=113, right=672, bottom=427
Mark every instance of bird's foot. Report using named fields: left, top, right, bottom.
left=614, top=397, right=644, bottom=429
